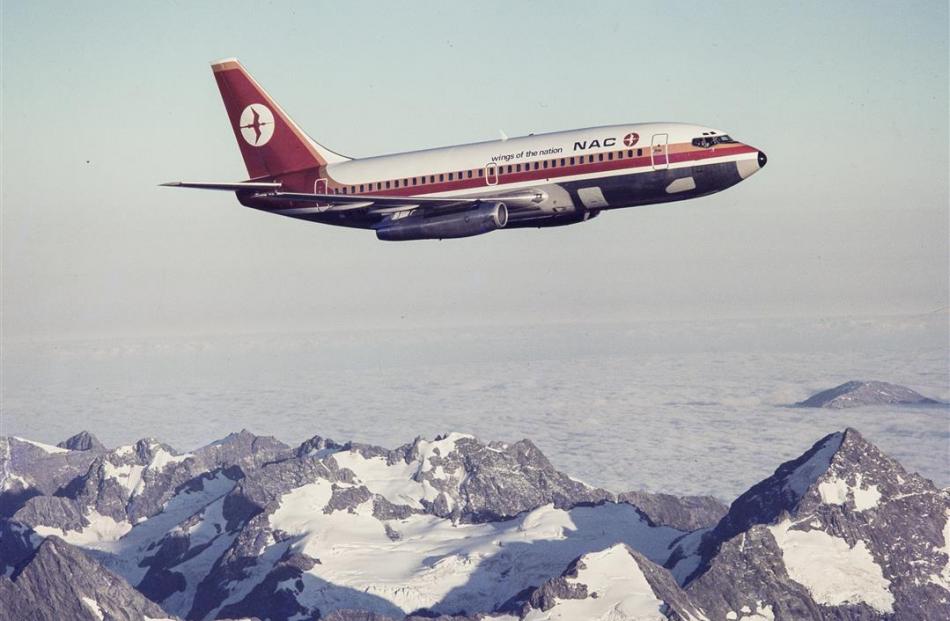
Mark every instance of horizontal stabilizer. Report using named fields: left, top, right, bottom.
left=160, top=181, right=283, bottom=191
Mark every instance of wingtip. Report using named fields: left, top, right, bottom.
left=159, top=182, right=182, bottom=187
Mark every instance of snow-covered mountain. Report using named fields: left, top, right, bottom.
left=667, top=428, right=950, bottom=619
left=1, top=427, right=947, bottom=620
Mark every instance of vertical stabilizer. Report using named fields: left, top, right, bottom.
left=210, top=58, right=348, bottom=179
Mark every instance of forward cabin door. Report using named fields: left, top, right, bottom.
left=650, top=134, right=669, bottom=170
left=314, top=177, right=330, bottom=208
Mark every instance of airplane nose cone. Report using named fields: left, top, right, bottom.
left=737, top=148, right=767, bottom=179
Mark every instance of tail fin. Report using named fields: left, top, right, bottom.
left=210, top=58, right=348, bottom=179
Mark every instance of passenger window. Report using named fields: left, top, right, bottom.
left=429, top=175, right=435, bottom=183
left=542, top=161, right=548, bottom=169
left=478, top=169, right=483, bottom=177
left=597, top=154, right=603, bottom=162
left=359, top=184, right=364, bottom=192
left=467, top=170, right=473, bottom=178
left=448, top=173, right=454, bottom=180
left=588, top=155, right=594, bottom=163
left=607, top=152, right=613, bottom=161
left=507, top=165, right=512, bottom=173
left=377, top=182, right=382, bottom=190
left=385, top=181, right=391, bottom=189
left=637, top=148, right=642, bottom=156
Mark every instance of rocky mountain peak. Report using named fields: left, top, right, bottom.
left=56, top=431, right=105, bottom=452
left=296, top=433, right=343, bottom=458
left=701, top=428, right=925, bottom=549
left=669, top=428, right=950, bottom=620
left=795, top=380, right=943, bottom=408
left=195, top=429, right=292, bottom=469
left=705, top=431, right=845, bottom=544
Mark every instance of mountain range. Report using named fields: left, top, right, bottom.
left=1, top=425, right=947, bottom=620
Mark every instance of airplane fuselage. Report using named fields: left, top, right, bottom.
left=241, top=122, right=766, bottom=231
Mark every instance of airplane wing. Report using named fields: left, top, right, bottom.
left=161, top=181, right=541, bottom=213
left=266, top=191, right=540, bottom=211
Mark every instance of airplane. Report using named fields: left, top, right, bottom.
left=163, top=58, right=767, bottom=241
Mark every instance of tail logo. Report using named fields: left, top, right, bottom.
left=239, top=104, right=275, bottom=147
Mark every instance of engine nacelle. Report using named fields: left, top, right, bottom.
left=376, top=202, right=508, bottom=241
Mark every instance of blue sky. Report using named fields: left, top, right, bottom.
left=2, top=1, right=947, bottom=338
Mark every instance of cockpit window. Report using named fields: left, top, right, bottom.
left=692, top=135, right=738, bottom=148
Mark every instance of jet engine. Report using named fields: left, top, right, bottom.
left=376, top=202, right=508, bottom=241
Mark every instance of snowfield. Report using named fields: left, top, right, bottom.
left=818, top=472, right=881, bottom=511
left=768, top=519, right=894, bottom=613
left=522, top=545, right=679, bottom=621
left=269, top=480, right=683, bottom=616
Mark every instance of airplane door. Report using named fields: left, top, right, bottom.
left=651, top=134, right=669, bottom=170
left=312, top=177, right=330, bottom=209
left=485, top=163, right=498, bottom=186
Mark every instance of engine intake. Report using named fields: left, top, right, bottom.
left=376, top=202, right=508, bottom=241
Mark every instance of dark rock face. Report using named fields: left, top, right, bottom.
left=194, top=428, right=292, bottom=469
left=0, top=520, right=39, bottom=577
left=0, top=436, right=101, bottom=517
left=57, top=431, right=106, bottom=452
left=619, top=490, right=728, bottom=531
left=670, top=428, right=950, bottom=621
left=403, top=435, right=613, bottom=523
left=795, top=380, right=943, bottom=408
left=0, top=535, right=176, bottom=621
left=296, top=434, right=343, bottom=459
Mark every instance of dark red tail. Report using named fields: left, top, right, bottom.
left=211, top=58, right=348, bottom=179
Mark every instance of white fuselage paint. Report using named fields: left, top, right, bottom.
left=325, top=122, right=758, bottom=199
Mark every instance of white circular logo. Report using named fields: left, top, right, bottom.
left=239, top=103, right=275, bottom=147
